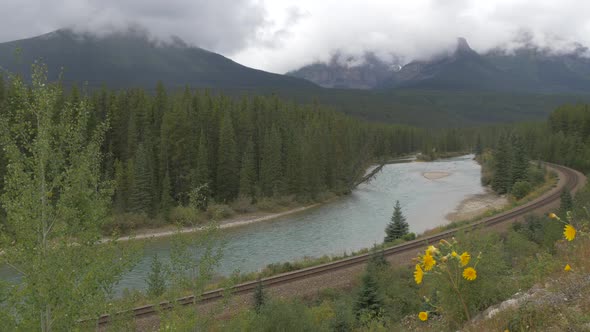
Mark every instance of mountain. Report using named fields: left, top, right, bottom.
left=382, top=38, right=511, bottom=90
left=0, top=28, right=316, bottom=90
left=483, top=45, right=590, bottom=93
left=291, top=38, right=590, bottom=93
left=286, top=52, right=401, bottom=89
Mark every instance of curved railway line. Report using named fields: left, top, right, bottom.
left=96, top=162, right=585, bottom=326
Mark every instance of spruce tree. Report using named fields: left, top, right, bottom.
left=253, top=280, right=265, bottom=313
left=129, top=143, right=154, bottom=214
left=492, top=134, right=513, bottom=194
left=384, top=200, right=409, bottom=242
left=260, top=126, right=283, bottom=196
left=511, top=135, right=529, bottom=184
left=160, top=169, right=174, bottom=214
left=560, top=190, right=574, bottom=214
left=216, top=114, right=239, bottom=202
left=194, top=131, right=210, bottom=187
left=354, top=268, right=383, bottom=320
left=239, top=139, right=256, bottom=198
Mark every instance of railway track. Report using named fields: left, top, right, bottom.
left=96, top=162, right=584, bottom=326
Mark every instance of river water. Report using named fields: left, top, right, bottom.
left=0, top=154, right=486, bottom=292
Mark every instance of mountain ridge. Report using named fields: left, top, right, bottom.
left=0, top=28, right=317, bottom=90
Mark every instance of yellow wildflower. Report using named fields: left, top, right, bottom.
left=414, top=264, right=424, bottom=284
left=564, top=224, right=576, bottom=241
left=451, top=251, right=458, bottom=257
left=564, top=264, right=571, bottom=272
left=460, top=252, right=470, bottom=266
left=422, top=253, right=436, bottom=271
left=463, top=267, right=477, bottom=281
left=549, top=212, right=558, bottom=219
left=418, top=311, right=428, bottom=321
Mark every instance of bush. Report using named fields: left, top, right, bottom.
left=206, top=204, right=234, bottom=220
left=103, top=213, right=151, bottom=234
left=168, top=206, right=203, bottom=226
left=511, top=181, right=532, bottom=199
left=231, top=196, right=257, bottom=213
left=402, top=232, right=416, bottom=241
left=527, top=166, right=545, bottom=186
left=255, top=198, right=281, bottom=212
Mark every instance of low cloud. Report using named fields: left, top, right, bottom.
left=2, top=0, right=590, bottom=73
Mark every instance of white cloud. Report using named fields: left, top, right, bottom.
left=2, top=0, right=590, bottom=73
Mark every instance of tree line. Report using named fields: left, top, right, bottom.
left=0, top=75, right=471, bottom=227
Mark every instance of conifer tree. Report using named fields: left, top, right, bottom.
left=511, top=134, right=529, bottom=184
left=560, top=190, right=574, bottom=214
left=253, top=280, right=265, bottom=313
left=260, top=126, right=283, bottom=196
left=216, top=114, right=239, bottom=201
left=239, top=139, right=256, bottom=198
left=384, top=200, right=409, bottom=242
left=492, top=134, right=513, bottom=194
left=194, top=131, right=210, bottom=188
left=354, top=268, right=383, bottom=320
left=129, top=143, right=154, bottom=214
left=160, top=169, right=174, bottom=214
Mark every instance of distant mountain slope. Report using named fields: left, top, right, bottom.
left=291, top=38, right=590, bottom=93
left=383, top=38, right=511, bottom=91
left=0, top=29, right=316, bottom=90
left=286, top=52, right=401, bottom=89
left=484, top=46, right=590, bottom=93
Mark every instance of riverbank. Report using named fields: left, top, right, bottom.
left=109, top=203, right=322, bottom=242
left=109, top=154, right=423, bottom=242
left=446, top=188, right=509, bottom=222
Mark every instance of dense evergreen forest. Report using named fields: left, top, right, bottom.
left=0, top=73, right=471, bottom=232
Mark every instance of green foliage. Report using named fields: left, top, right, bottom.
left=0, top=63, right=138, bottom=330
left=354, top=266, right=384, bottom=321
left=216, top=113, right=239, bottom=202
left=384, top=200, right=409, bottom=242
left=511, top=180, right=532, bottom=199
left=253, top=280, right=265, bottom=313
left=560, top=190, right=574, bottom=214
left=146, top=254, right=167, bottom=298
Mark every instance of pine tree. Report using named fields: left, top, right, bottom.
left=354, top=268, right=383, bottom=320
left=492, top=134, right=513, bottom=194
left=160, top=169, right=174, bottom=214
left=129, top=143, right=154, bottom=214
left=146, top=254, right=166, bottom=298
left=474, top=134, right=483, bottom=156
left=560, top=190, right=574, bottom=214
left=253, top=280, right=265, bottom=313
left=194, top=131, right=210, bottom=187
left=511, top=134, right=529, bottom=184
left=260, top=126, right=283, bottom=196
left=216, top=114, right=239, bottom=202
left=239, top=139, right=256, bottom=198
left=384, top=200, right=409, bottom=242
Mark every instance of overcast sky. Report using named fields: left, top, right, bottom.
left=3, top=0, right=590, bottom=73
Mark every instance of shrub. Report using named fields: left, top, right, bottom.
left=103, top=212, right=151, bottom=234
left=231, top=196, right=257, bottom=213
left=511, top=181, right=532, bottom=199
left=168, top=206, right=203, bottom=226
left=206, top=204, right=234, bottom=220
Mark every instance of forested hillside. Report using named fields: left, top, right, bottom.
left=0, top=71, right=470, bottom=232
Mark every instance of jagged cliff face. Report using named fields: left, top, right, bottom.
left=287, top=52, right=402, bottom=89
